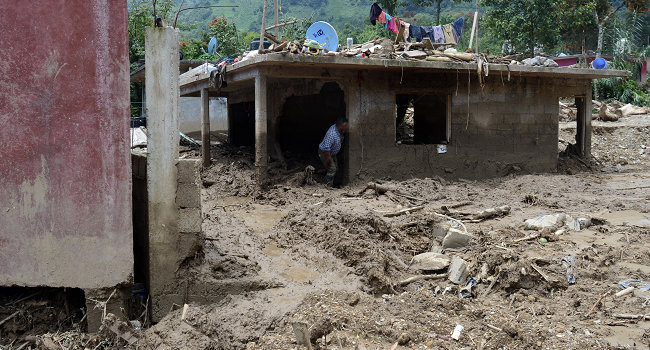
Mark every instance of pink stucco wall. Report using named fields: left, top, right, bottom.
left=0, top=1, right=133, bottom=288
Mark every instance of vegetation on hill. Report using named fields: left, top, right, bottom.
left=127, top=0, right=649, bottom=112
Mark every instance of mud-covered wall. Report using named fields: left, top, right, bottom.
left=224, top=66, right=590, bottom=182
left=345, top=72, right=592, bottom=180
left=0, top=1, right=133, bottom=288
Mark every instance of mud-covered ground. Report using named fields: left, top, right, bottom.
left=137, top=113, right=650, bottom=349
left=2, top=113, right=648, bottom=350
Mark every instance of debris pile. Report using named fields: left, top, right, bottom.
left=249, top=37, right=518, bottom=66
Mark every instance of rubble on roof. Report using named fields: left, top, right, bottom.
left=248, top=37, right=519, bottom=66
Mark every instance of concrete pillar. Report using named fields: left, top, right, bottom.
left=576, top=88, right=592, bottom=158
left=201, top=88, right=211, bottom=168
left=345, top=81, right=362, bottom=182
left=145, top=26, right=180, bottom=321
left=255, top=74, right=268, bottom=184
left=583, top=88, right=593, bottom=158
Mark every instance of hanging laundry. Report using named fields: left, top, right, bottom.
left=378, top=11, right=387, bottom=25
left=409, top=25, right=421, bottom=42
left=452, top=17, right=464, bottom=42
left=433, top=26, right=445, bottom=43
left=442, top=24, right=456, bottom=45
left=402, top=21, right=410, bottom=42
left=387, top=16, right=399, bottom=33
left=419, top=26, right=435, bottom=42
left=452, top=17, right=464, bottom=37
left=369, top=2, right=382, bottom=25
left=384, top=13, right=393, bottom=29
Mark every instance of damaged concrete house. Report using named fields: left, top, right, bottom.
left=179, top=49, right=627, bottom=184
left=0, top=0, right=632, bottom=334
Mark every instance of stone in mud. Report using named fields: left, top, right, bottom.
left=409, top=252, right=451, bottom=271
left=442, top=228, right=473, bottom=249
left=431, top=222, right=451, bottom=238
left=448, top=256, right=470, bottom=285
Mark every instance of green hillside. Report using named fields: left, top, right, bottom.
left=169, top=0, right=476, bottom=39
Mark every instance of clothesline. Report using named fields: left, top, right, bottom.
left=369, top=2, right=464, bottom=46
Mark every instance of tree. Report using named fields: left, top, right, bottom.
left=416, top=0, right=471, bottom=25
left=559, top=0, right=649, bottom=57
left=593, top=1, right=626, bottom=57
left=207, top=18, right=244, bottom=58
left=482, top=0, right=562, bottom=57
left=128, top=0, right=175, bottom=68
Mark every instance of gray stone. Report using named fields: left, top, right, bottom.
left=448, top=256, right=469, bottom=285
left=442, top=228, right=474, bottom=249
left=404, top=50, right=427, bottom=59
left=409, top=252, right=451, bottom=271
left=432, top=222, right=451, bottom=238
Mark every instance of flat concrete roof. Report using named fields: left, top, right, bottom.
left=131, top=60, right=212, bottom=83
left=179, top=52, right=630, bottom=96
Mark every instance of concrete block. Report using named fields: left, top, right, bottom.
left=177, top=231, right=204, bottom=264
left=447, top=256, right=469, bottom=285
left=177, top=159, right=200, bottom=184
left=176, top=183, right=201, bottom=208
left=178, top=208, right=202, bottom=233
left=442, top=228, right=473, bottom=249
left=409, top=252, right=451, bottom=271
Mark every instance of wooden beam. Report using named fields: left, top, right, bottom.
left=265, top=20, right=296, bottom=32
left=259, top=0, right=268, bottom=53
left=274, top=0, right=279, bottom=37
left=201, top=88, right=211, bottom=168
left=264, top=32, right=282, bottom=45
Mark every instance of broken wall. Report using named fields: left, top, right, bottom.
left=0, top=1, right=133, bottom=288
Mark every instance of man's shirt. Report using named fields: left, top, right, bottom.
left=318, top=124, right=343, bottom=155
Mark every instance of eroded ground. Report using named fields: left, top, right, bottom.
left=140, top=113, right=650, bottom=349
left=2, top=114, right=648, bottom=350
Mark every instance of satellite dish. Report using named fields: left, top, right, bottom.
left=208, top=37, right=218, bottom=55
left=306, top=21, right=339, bottom=52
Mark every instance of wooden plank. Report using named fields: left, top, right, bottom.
left=259, top=0, right=268, bottom=53
left=274, top=0, right=279, bottom=37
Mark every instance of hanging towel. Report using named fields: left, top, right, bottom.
left=452, top=26, right=460, bottom=43
left=409, top=25, right=423, bottom=42
left=387, top=16, right=399, bottom=33
left=452, top=17, right=464, bottom=42
left=433, top=26, right=445, bottom=43
left=402, top=21, right=410, bottom=42
left=421, top=26, right=435, bottom=42
left=369, top=3, right=383, bottom=25
left=442, top=24, right=456, bottom=44
left=452, top=17, right=464, bottom=37
left=378, top=11, right=387, bottom=25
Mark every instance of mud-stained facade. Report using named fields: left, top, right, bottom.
left=0, top=1, right=132, bottom=288
left=180, top=55, right=625, bottom=184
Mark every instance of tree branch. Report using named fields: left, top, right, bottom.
left=603, top=1, right=626, bottom=24
left=173, top=0, right=186, bottom=28
left=173, top=5, right=240, bottom=27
